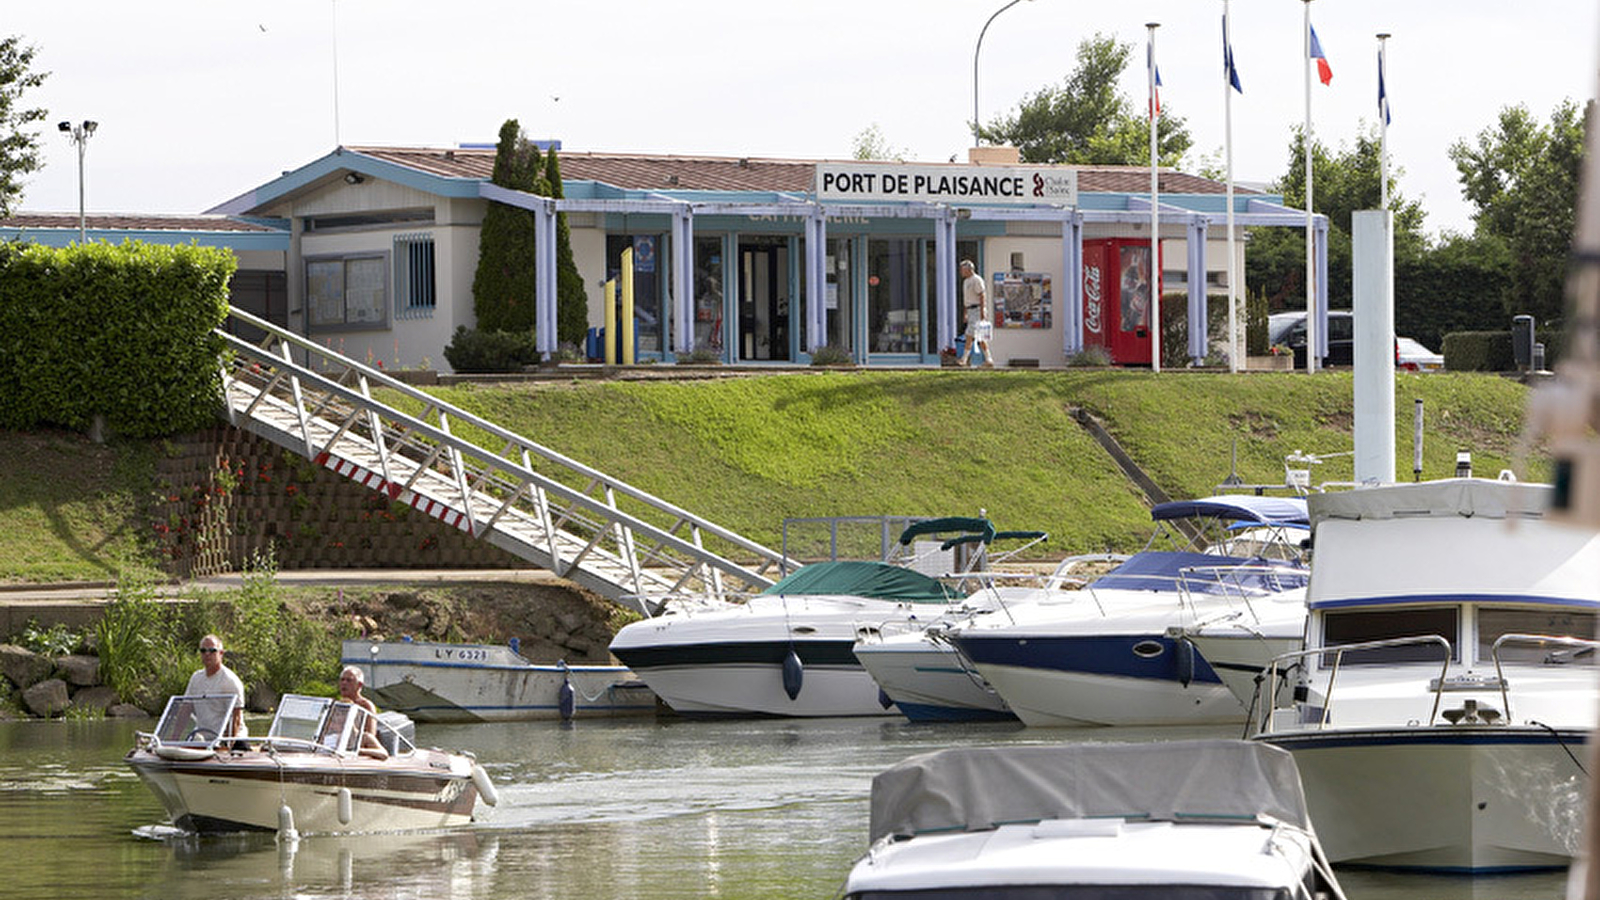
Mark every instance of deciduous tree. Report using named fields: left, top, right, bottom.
left=0, top=36, right=48, bottom=217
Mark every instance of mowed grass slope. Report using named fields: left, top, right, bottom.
left=1, top=370, right=1539, bottom=583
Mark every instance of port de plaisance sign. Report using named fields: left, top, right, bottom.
left=815, top=162, right=1078, bottom=207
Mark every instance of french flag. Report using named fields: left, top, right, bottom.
left=1310, top=24, right=1333, bottom=85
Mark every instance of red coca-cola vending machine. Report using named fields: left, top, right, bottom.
left=1081, top=238, right=1160, bottom=366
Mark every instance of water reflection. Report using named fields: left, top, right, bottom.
left=0, top=716, right=1575, bottom=899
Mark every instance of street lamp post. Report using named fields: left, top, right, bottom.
left=973, top=0, right=1031, bottom=147
left=57, top=119, right=97, bottom=243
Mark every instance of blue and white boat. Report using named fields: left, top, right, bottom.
left=1251, top=478, right=1600, bottom=872
left=343, top=639, right=656, bottom=722
left=948, top=495, right=1309, bottom=727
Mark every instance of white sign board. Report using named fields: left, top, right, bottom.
left=815, top=162, right=1077, bottom=207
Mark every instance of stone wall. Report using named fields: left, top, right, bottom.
left=152, top=426, right=527, bottom=579
left=0, top=644, right=144, bottom=719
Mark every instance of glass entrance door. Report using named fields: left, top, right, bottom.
left=738, top=238, right=789, bottom=361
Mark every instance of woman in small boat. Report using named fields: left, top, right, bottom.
left=337, top=665, right=388, bottom=760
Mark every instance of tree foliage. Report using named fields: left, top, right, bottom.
left=1448, top=100, right=1587, bottom=325
left=0, top=36, right=48, bottom=217
left=471, top=119, right=545, bottom=333
left=851, top=123, right=905, bottom=162
left=977, top=34, right=1190, bottom=167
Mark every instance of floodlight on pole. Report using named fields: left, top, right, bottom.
left=973, top=0, right=1032, bottom=148
left=58, top=120, right=98, bottom=243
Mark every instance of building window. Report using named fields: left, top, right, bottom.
left=307, top=255, right=387, bottom=331
left=394, top=232, right=436, bottom=319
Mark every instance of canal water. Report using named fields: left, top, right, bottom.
left=0, top=716, right=1570, bottom=900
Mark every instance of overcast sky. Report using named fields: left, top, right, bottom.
left=10, top=1, right=1597, bottom=236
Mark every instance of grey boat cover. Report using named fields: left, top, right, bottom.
left=868, top=739, right=1311, bottom=843
left=1308, top=478, right=1549, bottom=527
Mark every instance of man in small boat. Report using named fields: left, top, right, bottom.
left=186, top=635, right=247, bottom=739
left=337, top=665, right=388, bottom=759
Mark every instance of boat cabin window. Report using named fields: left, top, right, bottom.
left=1478, top=607, right=1599, bottom=665
left=1321, top=607, right=1457, bottom=665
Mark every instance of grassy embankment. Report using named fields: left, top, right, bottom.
left=2, top=369, right=1538, bottom=585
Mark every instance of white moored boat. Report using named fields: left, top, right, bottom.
left=1251, top=478, right=1600, bottom=872
left=609, top=560, right=963, bottom=717
left=843, top=739, right=1344, bottom=900
left=126, top=692, right=495, bottom=835
left=343, top=639, right=656, bottom=722
left=948, top=496, right=1309, bottom=727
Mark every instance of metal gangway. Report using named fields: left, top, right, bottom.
left=216, top=307, right=787, bottom=606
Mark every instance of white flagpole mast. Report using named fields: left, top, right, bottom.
left=1378, top=33, right=1391, bottom=212
left=1148, top=22, right=1162, bottom=373
left=1224, top=0, right=1240, bottom=373
left=1303, top=0, right=1317, bottom=374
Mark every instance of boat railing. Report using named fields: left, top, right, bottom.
left=1253, top=635, right=1453, bottom=735
left=1176, top=562, right=1308, bottom=620
left=1491, top=633, right=1600, bottom=723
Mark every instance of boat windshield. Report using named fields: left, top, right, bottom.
left=269, top=694, right=333, bottom=743
left=1478, top=607, right=1600, bottom=665
left=1320, top=607, right=1458, bottom=666
left=849, top=887, right=1298, bottom=899
left=152, top=694, right=238, bottom=744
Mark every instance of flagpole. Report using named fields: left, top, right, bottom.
left=1303, top=0, right=1317, bottom=375
left=1224, top=0, right=1239, bottom=373
left=1378, top=33, right=1391, bottom=212
left=1148, top=21, right=1161, bottom=373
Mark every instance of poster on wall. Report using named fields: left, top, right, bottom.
left=992, top=272, right=1052, bottom=329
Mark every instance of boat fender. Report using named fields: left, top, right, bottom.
left=337, top=787, right=353, bottom=825
left=878, top=687, right=894, bottom=710
left=1176, top=638, right=1196, bottom=689
left=472, top=763, right=499, bottom=807
left=277, top=804, right=299, bottom=843
left=559, top=676, right=576, bottom=722
left=782, top=646, right=804, bottom=701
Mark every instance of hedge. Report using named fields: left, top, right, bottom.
left=1441, top=328, right=1565, bottom=372
left=0, top=240, right=235, bottom=437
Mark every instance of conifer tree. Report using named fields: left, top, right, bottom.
left=543, top=149, right=589, bottom=347
left=471, top=120, right=542, bottom=333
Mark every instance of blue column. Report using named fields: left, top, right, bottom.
left=935, top=211, right=957, bottom=352
left=1186, top=216, right=1209, bottom=363
left=1061, top=212, right=1084, bottom=357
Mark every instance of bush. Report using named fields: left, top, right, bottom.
left=1443, top=328, right=1565, bottom=372
left=0, top=241, right=234, bottom=437
left=442, top=326, right=538, bottom=373
left=808, top=345, right=854, bottom=367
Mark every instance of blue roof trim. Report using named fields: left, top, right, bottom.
left=1310, top=593, right=1600, bottom=610
left=230, top=147, right=483, bottom=214
left=0, top=227, right=290, bottom=251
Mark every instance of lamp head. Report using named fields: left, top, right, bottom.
left=58, top=121, right=71, bottom=133
left=83, top=121, right=98, bottom=135
left=344, top=172, right=364, bottom=185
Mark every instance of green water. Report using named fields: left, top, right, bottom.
left=0, top=717, right=1569, bottom=899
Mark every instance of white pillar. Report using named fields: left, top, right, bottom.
left=1352, top=210, right=1395, bottom=484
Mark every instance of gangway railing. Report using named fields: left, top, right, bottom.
left=216, top=307, right=786, bottom=605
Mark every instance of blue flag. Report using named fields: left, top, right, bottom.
left=1378, top=50, right=1391, bottom=124
left=1223, top=15, right=1243, bottom=93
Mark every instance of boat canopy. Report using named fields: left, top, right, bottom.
left=897, top=517, right=995, bottom=546
left=1153, top=495, right=1309, bottom=526
left=1091, top=550, right=1308, bottom=594
left=868, top=740, right=1311, bottom=843
left=761, top=560, right=955, bottom=603
left=1308, top=478, right=1548, bottom=527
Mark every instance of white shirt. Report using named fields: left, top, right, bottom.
left=962, top=272, right=988, bottom=315
left=185, top=665, right=248, bottom=736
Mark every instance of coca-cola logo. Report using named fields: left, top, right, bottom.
left=1084, top=263, right=1103, bottom=335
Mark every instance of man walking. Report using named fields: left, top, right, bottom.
left=956, top=259, right=994, bottom=368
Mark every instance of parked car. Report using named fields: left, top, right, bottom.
left=1396, top=336, right=1444, bottom=371
left=1268, top=310, right=1353, bottom=368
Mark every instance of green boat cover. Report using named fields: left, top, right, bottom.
left=761, top=561, right=955, bottom=603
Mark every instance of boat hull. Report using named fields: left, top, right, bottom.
left=1186, top=631, right=1302, bottom=710
left=612, top=651, right=895, bottom=717
left=344, top=641, right=656, bottom=722
left=126, top=748, right=480, bottom=835
left=955, top=634, right=1246, bottom=726
left=852, top=640, right=1014, bottom=722
left=1261, top=726, right=1588, bottom=872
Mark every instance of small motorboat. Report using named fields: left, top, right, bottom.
left=948, top=495, right=1309, bottom=727
left=126, top=692, right=497, bottom=835
left=843, top=739, right=1345, bottom=900
left=344, top=638, right=657, bottom=722
left=1251, top=478, right=1600, bottom=871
